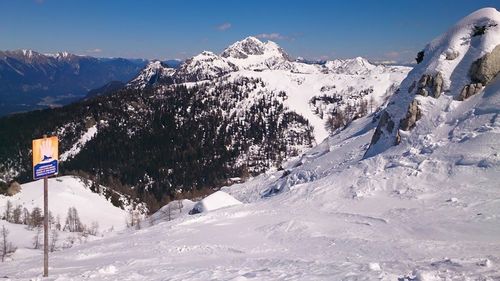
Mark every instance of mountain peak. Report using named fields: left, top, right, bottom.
left=127, top=60, right=175, bottom=89
left=220, top=36, right=291, bottom=70
left=221, top=36, right=267, bottom=59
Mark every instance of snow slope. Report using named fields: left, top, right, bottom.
left=1, top=8, right=498, bottom=281
left=0, top=220, right=102, bottom=262
left=0, top=176, right=129, bottom=231
left=227, top=66, right=407, bottom=142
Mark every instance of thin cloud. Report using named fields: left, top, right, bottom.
left=372, top=60, right=399, bottom=65
left=384, top=51, right=401, bottom=59
left=86, top=48, right=103, bottom=54
left=370, top=49, right=417, bottom=65
left=216, top=22, right=232, bottom=31
left=255, top=33, right=288, bottom=41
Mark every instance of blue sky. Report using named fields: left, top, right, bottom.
left=0, top=0, right=498, bottom=63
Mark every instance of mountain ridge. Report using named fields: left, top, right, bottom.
left=0, top=49, right=148, bottom=116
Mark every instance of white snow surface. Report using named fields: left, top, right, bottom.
left=191, top=191, right=242, bottom=213
left=0, top=176, right=128, bottom=231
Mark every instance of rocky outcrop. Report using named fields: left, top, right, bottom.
left=457, top=83, right=484, bottom=101
left=368, top=96, right=423, bottom=153
left=6, top=181, right=21, bottom=196
left=370, top=111, right=395, bottom=146
left=456, top=45, right=499, bottom=101
left=415, top=72, right=443, bottom=98
left=469, top=45, right=500, bottom=85
left=399, top=100, right=422, bottom=131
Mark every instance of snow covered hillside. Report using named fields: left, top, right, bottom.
left=366, top=7, right=500, bottom=157
left=1, top=176, right=134, bottom=231
left=128, top=36, right=410, bottom=143
left=1, top=8, right=498, bottom=281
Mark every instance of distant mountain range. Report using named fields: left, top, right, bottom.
left=0, top=50, right=150, bottom=116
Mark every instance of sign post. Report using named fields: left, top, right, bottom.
left=32, top=135, right=58, bottom=277
left=44, top=175, right=48, bottom=277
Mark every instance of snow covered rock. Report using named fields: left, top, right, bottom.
left=127, top=60, right=175, bottom=89
left=189, top=191, right=242, bottom=214
left=324, top=57, right=377, bottom=75
left=366, top=7, right=500, bottom=157
left=173, top=51, right=238, bottom=82
left=221, top=36, right=267, bottom=58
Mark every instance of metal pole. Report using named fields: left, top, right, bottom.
left=43, top=133, right=49, bottom=277
left=43, top=176, right=48, bottom=277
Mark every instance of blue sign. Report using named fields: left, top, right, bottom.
left=33, top=160, right=59, bottom=180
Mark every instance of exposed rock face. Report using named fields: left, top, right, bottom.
left=7, top=181, right=21, bottom=196
left=399, top=100, right=422, bottom=131
left=370, top=111, right=395, bottom=146
left=432, top=72, right=444, bottom=98
left=457, top=83, right=484, bottom=101
left=368, top=98, right=423, bottom=154
left=414, top=72, right=443, bottom=98
left=470, top=45, right=500, bottom=84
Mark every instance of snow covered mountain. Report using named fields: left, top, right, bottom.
left=127, top=60, right=176, bottom=89
left=173, top=51, right=238, bottom=82
left=221, top=36, right=293, bottom=70
left=324, top=56, right=377, bottom=74
left=1, top=8, right=499, bottom=280
left=0, top=49, right=147, bottom=116
left=129, top=36, right=410, bottom=142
